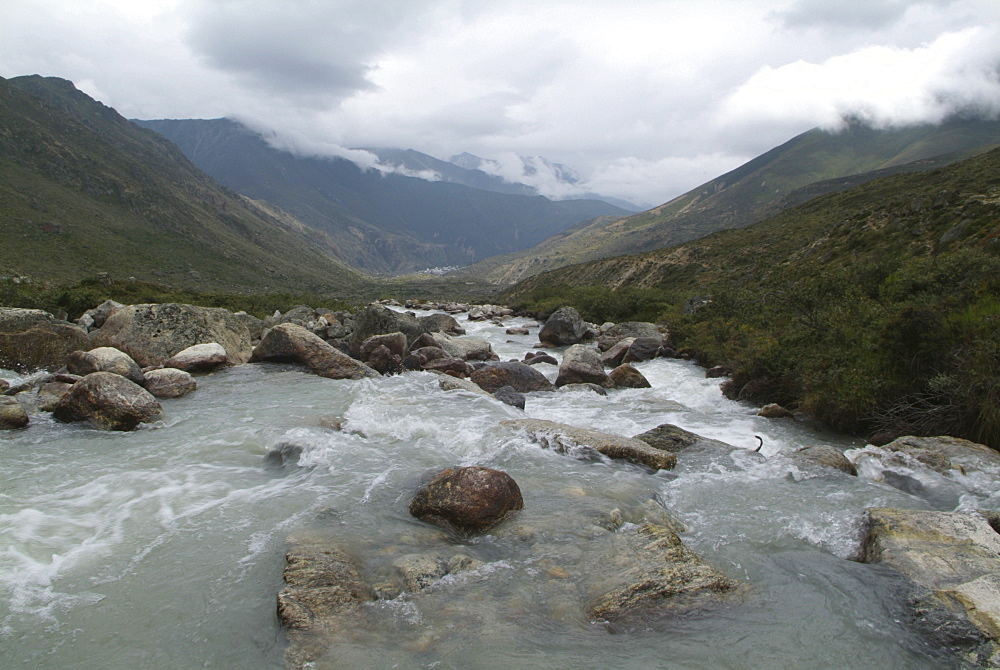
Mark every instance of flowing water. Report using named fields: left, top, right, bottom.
left=2, top=309, right=998, bottom=668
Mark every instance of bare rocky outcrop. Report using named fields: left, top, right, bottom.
left=538, top=306, right=589, bottom=346
left=163, top=343, right=229, bottom=372
left=90, top=303, right=252, bottom=367
left=555, top=345, right=610, bottom=388
left=65, top=347, right=145, bottom=384
left=860, top=508, right=1000, bottom=666
left=504, top=419, right=676, bottom=471
left=250, top=323, right=379, bottom=380
left=587, top=522, right=743, bottom=622
left=52, top=371, right=163, bottom=430
left=0, top=308, right=90, bottom=371
left=409, top=466, right=524, bottom=534
left=143, top=368, right=197, bottom=398
left=470, top=361, right=554, bottom=394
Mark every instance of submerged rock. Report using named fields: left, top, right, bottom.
left=492, top=385, right=526, bottom=410
left=783, top=445, right=857, bottom=475
left=277, top=533, right=374, bottom=668
left=860, top=508, right=1000, bottom=666
left=90, top=303, right=252, bottom=367
left=409, top=466, right=524, bottom=534
left=387, top=552, right=482, bottom=594
left=65, top=346, right=145, bottom=384
left=587, top=522, right=743, bottom=622
left=250, top=323, right=379, bottom=380
left=0, top=396, right=29, bottom=429
left=504, top=419, right=676, bottom=471
left=52, top=371, right=162, bottom=430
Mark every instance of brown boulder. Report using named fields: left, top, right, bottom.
left=0, top=308, right=90, bottom=371
left=250, top=323, right=379, bottom=380
left=608, top=364, right=652, bottom=389
left=555, top=344, right=610, bottom=387
left=470, top=361, right=554, bottom=393
left=0, top=396, right=29, bottom=429
left=409, top=466, right=524, bottom=534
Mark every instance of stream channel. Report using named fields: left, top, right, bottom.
left=2, top=306, right=999, bottom=668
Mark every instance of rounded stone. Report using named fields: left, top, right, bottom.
left=409, top=466, right=524, bottom=534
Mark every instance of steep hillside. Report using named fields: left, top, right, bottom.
left=0, top=75, right=373, bottom=295
left=468, top=119, right=1000, bottom=284
left=504, top=146, right=1000, bottom=446
left=136, top=118, right=629, bottom=274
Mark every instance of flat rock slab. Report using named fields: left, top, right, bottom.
left=861, top=507, right=1000, bottom=666
left=503, top=418, right=676, bottom=471
left=586, top=522, right=743, bottom=622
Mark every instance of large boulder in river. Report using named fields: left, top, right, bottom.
left=503, top=419, right=676, bottom=471
left=860, top=508, right=1000, bottom=665
left=555, top=344, right=610, bottom=388
left=163, top=342, right=229, bottom=372
left=52, top=371, right=162, bottom=430
left=349, top=304, right=425, bottom=355
left=587, top=522, right=743, bottom=622
left=0, top=308, right=90, bottom=371
left=143, top=368, right=197, bottom=399
left=632, top=423, right=741, bottom=455
left=0, top=396, right=29, bottom=429
left=250, top=323, right=379, bottom=380
left=783, top=445, right=857, bottom=475
left=622, top=337, right=664, bottom=364
left=418, top=313, right=465, bottom=336
left=538, top=306, right=589, bottom=346
left=65, top=347, right=145, bottom=384
left=409, top=466, right=524, bottom=534
left=470, top=361, right=554, bottom=393
left=876, top=435, right=1000, bottom=475
left=90, top=303, right=251, bottom=367
left=597, top=322, right=665, bottom=352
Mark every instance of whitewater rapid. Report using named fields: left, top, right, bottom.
left=2, top=308, right=996, bottom=668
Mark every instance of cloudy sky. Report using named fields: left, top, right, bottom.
left=2, top=0, right=999, bottom=207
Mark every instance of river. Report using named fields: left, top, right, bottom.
left=1, top=307, right=997, bottom=668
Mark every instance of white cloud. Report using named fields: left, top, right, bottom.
left=1, top=0, right=998, bottom=206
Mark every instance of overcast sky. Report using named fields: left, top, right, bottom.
left=3, top=0, right=999, bottom=207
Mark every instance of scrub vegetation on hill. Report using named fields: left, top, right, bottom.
left=505, top=147, right=1000, bottom=448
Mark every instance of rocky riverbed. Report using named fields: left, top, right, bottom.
left=2, top=300, right=1000, bottom=668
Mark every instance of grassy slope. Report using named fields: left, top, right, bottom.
left=0, top=75, right=374, bottom=296
left=467, top=120, right=1000, bottom=285
left=503, top=147, right=1000, bottom=447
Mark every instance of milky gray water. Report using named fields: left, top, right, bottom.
left=3, top=309, right=998, bottom=668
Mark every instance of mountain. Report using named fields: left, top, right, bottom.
left=135, top=119, right=630, bottom=274
left=0, top=75, right=372, bottom=294
left=501, top=146, right=1000, bottom=446
left=465, top=119, right=1000, bottom=285
left=363, top=148, right=536, bottom=197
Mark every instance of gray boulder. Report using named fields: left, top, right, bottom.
left=470, top=361, right=554, bottom=393
left=600, top=337, right=636, bottom=367
left=555, top=345, right=610, bottom=387
left=76, top=299, right=124, bottom=331
left=36, top=380, right=75, bottom=412
left=418, top=313, right=465, bottom=336
left=90, top=303, right=252, bottom=367
left=587, top=522, right=742, bottom=621
left=359, top=332, right=407, bottom=361
left=608, top=364, right=651, bottom=389
left=877, top=435, right=1000, bottom=475
left=538, top=306, right=589, bottom=346
left=65, top=346, right=145, bottom=384
left=0, top=396, right=29, bottom=429
left=234, top=311, right=266, bottom=341
left=622, top=337, right=664, bottom=364
left=860, top=508, right=1000, bottom=665
left=143, top=368, right=197, bottom=399
left=597, top=322, right=665, bottom=352
left=632, top=423, right=740, bottom=455
left=409, top=466, right=524, bottom=534
left=250, top=323, right=379, bottom=380
left=388, top=553, right=481, bottom=593
left=349, top=304, right=425, bottom=356
left=52, top=371, right=162, bottom=430
left=492, top=385, right=526, bottom=410
left=0, top=308, right=90, bottom=371
left=503, top=418, right=676, bottom=471
left=435, top=373, right=492, bottom=396
left=163, top=342, right=229, bottom=372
